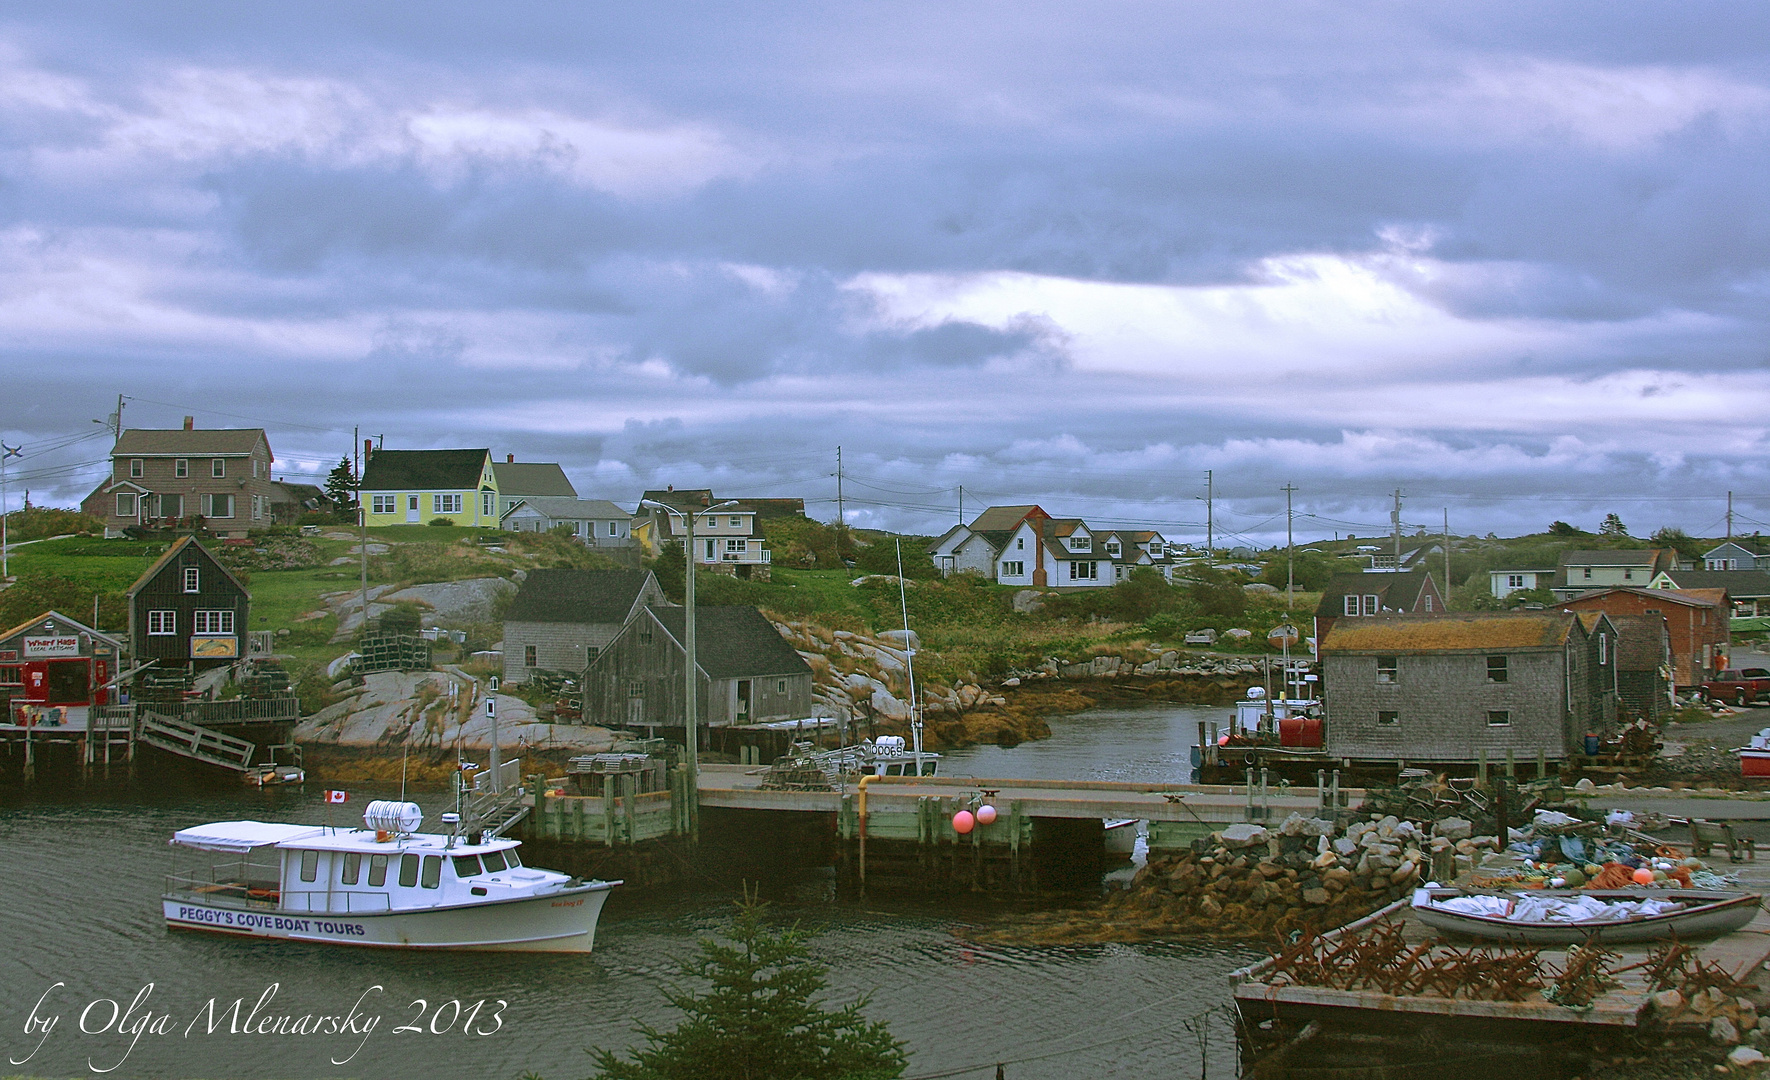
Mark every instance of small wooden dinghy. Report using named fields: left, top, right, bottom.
left=1411, top=886, right=1762, bottom=944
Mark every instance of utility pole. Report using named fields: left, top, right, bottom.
left=0, top=442, right=19, bottom=580
left=1444, top=508, right=1451, bottom=605
left=835, top=446, right=846, bottom=563
left=957, top=485, right=964, bottom=525
left=357, top=427, right=370, bottom=637
left=1391, top=489, right=1403, bottom=567
left=1728, top=491, right=1734, bottom=540
left=1205, top=470, right=1214, bottom=553
left=1281, top=483, right=1297, bottom=609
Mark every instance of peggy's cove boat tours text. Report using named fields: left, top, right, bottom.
left=163, top=800, right=619, bottom=951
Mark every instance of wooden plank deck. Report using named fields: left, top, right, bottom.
left=1232, top=898, right=1770, bottom=1030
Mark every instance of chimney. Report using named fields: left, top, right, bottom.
left=507, top=453, right=515, bottom=463
left=183, top=416, right=194, bottom=431
left=364, top=439, right=374, bottom=460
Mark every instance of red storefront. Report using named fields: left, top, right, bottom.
left=0, top=611, right=124, bottom=731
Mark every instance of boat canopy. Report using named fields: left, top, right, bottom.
left=171, top=821, right=325, bottom=853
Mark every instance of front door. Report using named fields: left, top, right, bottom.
left=627, top=696, right=645, bottom=727
left=736, top=679, right=751, bottom=719
left=406, top=495, right=420, bottom=523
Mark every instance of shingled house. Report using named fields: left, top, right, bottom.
left=81, top=422, right=286, bottom=538
left=500, top=568, right=667, bottom=685
left=1311, top=571, right=1444, bottom=654
left=1599, top=613, right=1674, bottom=721
left=359, top=447, right=499, bottom=527
left=1319, top=611, right=1617, bottom=766
left=581, top=605, right=813, bottom=734
left=126, top=537, right=251, bottom=669
left=1558, top=587, right=1729, bottom=689
left=490, top=456, right=577, bottom=517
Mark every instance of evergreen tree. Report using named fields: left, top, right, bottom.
left=324, top=457, right=358, bottom=513
left=584, top=898, right=906, bottom=1080
left=1599, top=513, right=1628, bottom=537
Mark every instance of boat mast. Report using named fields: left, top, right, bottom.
left=894, top=540, right=924, bottom=773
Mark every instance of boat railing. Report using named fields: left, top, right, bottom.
left=164, top=870, right=282, bottom=908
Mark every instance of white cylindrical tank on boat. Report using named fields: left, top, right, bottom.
left=364, top=800, right=423, bottom=833
left=876, top=735, right=905, bottom=752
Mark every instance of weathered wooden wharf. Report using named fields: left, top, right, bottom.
left=0, top=697, right=302, bottom=781
left=514, top=762, right=1366, bottom=895
left=1233, top=899, right=1770, bottom=1078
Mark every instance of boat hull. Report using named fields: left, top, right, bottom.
left=163, top=882, right=615, bottom=952
left=1412, top=888, right=1762, bottom=945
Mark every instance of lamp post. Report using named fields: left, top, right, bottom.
left=638, top=496, right=740, bottom=839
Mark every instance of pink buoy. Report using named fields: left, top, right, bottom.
left=1631, top=866, right=1655, bottom=885
left=975, top=804, right=998, bottom=826
left=952, top=810, right=976, bottom=835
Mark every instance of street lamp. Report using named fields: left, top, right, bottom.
left=638, top=496, right=740, bottom=837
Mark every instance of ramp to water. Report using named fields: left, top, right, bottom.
left=136, top=711, right=255, bottom=771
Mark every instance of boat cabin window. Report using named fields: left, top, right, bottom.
left=506, top=849, right=520, bottom=867
left=299, top=849, right=319, bottom=882
left=920, top=761, right=937, bottom=776
left=340, top=852, right=361, bottom=885
left=452, top=855, right=483, bottom=878
left=368, top=854, right=388, bottom=886
left=421, top=855, right=442, bottom=889
left=398, top=854, right=420, bottom=888
left=482, top=849, right=507, bottom=872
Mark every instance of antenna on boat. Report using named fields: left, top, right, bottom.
left=894, top=540, right=924, bottom=776
left=400, top=744, right=409, bottom=804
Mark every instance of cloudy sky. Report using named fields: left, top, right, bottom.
left=3, top=2, right=1768, bottom=545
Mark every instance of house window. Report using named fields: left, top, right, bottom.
left=1507, top=574, right=1525, bottom=589
left=726, top=538, right=744, bottom=552
left=1598, top=634, right=1608, bottom=665
left=777, top=679, right=787, bottom=693
left=1376, top=656, right=1398, bottom=684
left=1623, top=569, right=1633, bottom=581
left=193, top=610, right=234, bottom=635
left=0, top=665, right=21, bottom=686
left=626, top=680, right=644, bottom=697
left=129, top=458, right=143, bottom=478
left=1377, top=711, right=1399, bottom=726
left=1016, top=538, right=1024, bottom=550
left=638, top=627, right=653, bottom=645
left=1487, top=655, right=1508, bottom=683
left=433, top=493, right=461, bottom=515
left=729, top=515, right=741, bottom=527
left=148, top=610, right=176, bottom=635
left=1362, top=594, right=1379, bottom=615
left=372, top=495, right=395, bottom=515
left=175, top=458, right=188, bottom=478
left=608, top=521, right=619, bottom=536
left=1582, top=567, right=1592, bottom=579
left=482, top=492, right=494, bottom=518
left=1343, top=595, right=1359, bottom=616
left=1487, top=710, right=1511, bottom=727
left=1105, top=543, right=1120, bottom=556
left=523, top=645, right=537, bottom=668
left=1072, top=561, right=1099, bottom=580
left=1002, top=561, right=1024, bottom=577
left=182, top=567, right=200, bottom=593
left=116, top=492, right=137, bottom=517
left=155, top=493, right=182, bottom=519
left=211, top=459, right=225, bottom=478
left=202, top=493, right=233, bottom=518
left=1423, top=595, right=1434, bottom=612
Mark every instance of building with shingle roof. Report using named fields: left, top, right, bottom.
left=81, top=422, right=285, bottom=538
left=126, top=536, right=251, bottom=669
left=1556, top=586, right=1727, bottom=688
left=1311, top=571, right=1443, bottom=654
left=581, top=604, right=814, bottom=731
left=1648, top=568, right=1770, bottom=617
left=1552, top=548, right=1678, bottom=599
left=501, top=497, right=633, bottom=547
left=500, top=568, right=667, bottom=684
left=1319, top=611, right=1617, bottom=764
left=490, top=458, right=576, bottom=516
left=359, top=448, right=499, bottom=527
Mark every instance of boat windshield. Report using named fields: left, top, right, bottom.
left=452, top=855, right=482, bottom=878
left=482, top=849, right=507, bottom=872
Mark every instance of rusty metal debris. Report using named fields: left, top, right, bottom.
left=1267, top=919, right=1547, bottom=1002
left=1615, top=936, right=1753, bottom=997
left=1545, top=942, right=1620, bottom=1008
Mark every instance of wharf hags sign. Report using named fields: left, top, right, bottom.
left=23, top=636, right=80, bottom=658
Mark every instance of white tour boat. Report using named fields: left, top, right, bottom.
left=163, top=801, right=618, bottom=952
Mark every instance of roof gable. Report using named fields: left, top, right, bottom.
left=126, top=536, right=250, bottom=598
left=644, top=605, right=813, bottom=679
left=967, top=505, right=1047, bottom=533
left=506, top=568, right=657, bottom=624
left=1653, top=569, right=1770, bottom=597
left=0, top=609, right=125, bottom=650
left=1705, top=540, right=1767, bottom=559
left=1558, top=548, right=1670, bottom=567
left=360, top=449, right=492, bottom=492
left=1314, top=571, right=1431, bottom=617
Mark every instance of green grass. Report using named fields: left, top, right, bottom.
left=366, top=524, right=503, bottom=543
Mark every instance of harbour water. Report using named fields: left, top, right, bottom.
left=2, top=703, right=1254, bottom=1079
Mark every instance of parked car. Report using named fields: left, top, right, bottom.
left=1700, top=668, right=1770, bottom=706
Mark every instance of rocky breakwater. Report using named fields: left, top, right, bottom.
left=770, top=620, right=1051, bottom=748
left=1000, top=650, right=1264, bottom=707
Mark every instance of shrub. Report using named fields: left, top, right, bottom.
left=428, top=517, right=455, bottom=527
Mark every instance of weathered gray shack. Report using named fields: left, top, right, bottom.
left=1602, top=612, right=1673, bottom=721
left=1320, top=611, right=1617, bottom=763
left=581, top=605, right=814, bottom=733
left=501, top=569, right=667, bottom=684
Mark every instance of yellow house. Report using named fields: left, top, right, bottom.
left=359, top=448, right=500, bottom=527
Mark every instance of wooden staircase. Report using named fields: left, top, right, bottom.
left=136, top=711, right=255, bottom=772
left=468, top=786, right=529, bottom=837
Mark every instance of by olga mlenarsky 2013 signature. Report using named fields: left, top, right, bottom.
left=10, top=981, right=508, bottom=1073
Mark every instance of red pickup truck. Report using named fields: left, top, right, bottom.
left=1700, top=668, right=1770, bottom=706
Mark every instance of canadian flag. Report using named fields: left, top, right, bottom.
left=325, top=790, right=348, bottom=804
